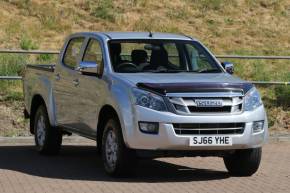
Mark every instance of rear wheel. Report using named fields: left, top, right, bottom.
left=102, top=118, right=136, bottom=176
left=223, top=148, right=262, bottom=176
left=34, top=105, right=62, bottom=155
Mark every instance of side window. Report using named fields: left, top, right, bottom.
left=83, top=39, right=103, bottom=65
left=185, top=44, right=214, bottom=71
left=163, top=43, right=180, bottom=67
left=63, top=37, right=84, bottom=69
left=185, top=44, right=199, bottom=71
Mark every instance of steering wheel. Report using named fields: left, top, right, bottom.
left=134, top=62, right=148, bottom=70
left=117, top=62, right=138, bottom=70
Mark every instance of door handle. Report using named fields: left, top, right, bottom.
left=55, top=74, right=61, bottom=81
left=72, top=79, right=79, bottom=86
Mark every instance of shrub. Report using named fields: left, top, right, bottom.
left=167, top=7, right=190, bottom=20
left=90, top=0, right=115, bottom=22
left=0, top=54, right=27, bottom=97
left=37, top=54, right=56, bottom=63
left=275, top=86, right=290, bottom=108
left=4, top=0, right=31, bottom=9
left=196, top=0, right=224, bottom=11
left=0, top=54, right=27, bottom=76
left=20, top=36, right=39, bottom=50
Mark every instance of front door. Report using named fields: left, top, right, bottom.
left=72, top=38, right=106, bottom=137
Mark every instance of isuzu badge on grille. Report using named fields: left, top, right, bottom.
left=195, top=99, right=223, bottom=107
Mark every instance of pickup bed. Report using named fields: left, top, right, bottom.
left=23, top=32, right=268, bottom=176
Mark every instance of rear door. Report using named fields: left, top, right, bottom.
left=54, top=37, right=85, bottom=128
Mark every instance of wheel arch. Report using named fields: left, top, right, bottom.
left=29, top=94, right=48, bottom=134
left=96, top=105, right=121, bottom=150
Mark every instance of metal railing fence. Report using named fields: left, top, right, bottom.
left=0, top=49, right=289, bottom=85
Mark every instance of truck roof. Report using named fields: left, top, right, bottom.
left=78, top=32, right=194, bottom=41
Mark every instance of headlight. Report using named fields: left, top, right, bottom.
left=132, top=88, right=167, bottom=111
left=244, top=87, right=262, bottom=111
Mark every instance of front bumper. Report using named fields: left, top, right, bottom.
left=123, top=105, right=268, bottom=150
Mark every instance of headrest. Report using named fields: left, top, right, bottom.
left=150, top=49, right=168, bottom=67
left=131, top=49, right=148, bottom=65
left=109, top=43, right=121, bottom=55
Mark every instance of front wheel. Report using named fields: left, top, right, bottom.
left=102, top=118, right=136, bottom=176
left=223, top=148, right=262, bottom=176
left=34, top=105, right=62, bottom=155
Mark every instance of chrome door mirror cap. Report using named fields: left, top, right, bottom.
left=77, top=61, right=100, bottom=76
left=221, top=62, right=234, bottom=74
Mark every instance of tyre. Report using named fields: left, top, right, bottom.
left=102, top=118, right=136, bottom=176
left=34, top=104, right=62, bottom=155
left=223, top=148, right=262, bottom=176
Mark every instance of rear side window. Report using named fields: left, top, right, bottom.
left=63, top=37, right=85, bottom=69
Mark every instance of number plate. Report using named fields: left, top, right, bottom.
left=189, top=136, right=232, bottom=146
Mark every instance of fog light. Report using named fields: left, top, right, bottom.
left=252, top=121, right=264, bottom=133
left=139, top=122, right=159, bottom=134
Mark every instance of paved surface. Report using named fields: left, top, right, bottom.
left=0, top=141, right=289, bottom=193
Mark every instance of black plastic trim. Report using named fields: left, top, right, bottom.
left=137, top=82, right=253, bottom=95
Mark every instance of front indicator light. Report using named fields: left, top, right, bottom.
left=139, top=122, right=159, bottom=134
left=252, top=121, right=264, bottom=133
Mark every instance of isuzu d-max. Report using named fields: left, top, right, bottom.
left=23, top=32, right=268, bottom=176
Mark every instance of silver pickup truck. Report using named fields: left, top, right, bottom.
left=23, top=32, right=268, bottom=176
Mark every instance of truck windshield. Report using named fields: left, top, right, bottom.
left=108, top=40, right=223, bottom=73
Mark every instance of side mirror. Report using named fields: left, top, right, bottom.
left=221, top=62, right=234, bottom=74
left=77, top=61, right=100, bottom=76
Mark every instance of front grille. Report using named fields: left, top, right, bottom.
left=188, top=106, right=232, bottom=113
left=173, top=122, right=245, bottom=135
left=168, top=92, right=244, bottom=115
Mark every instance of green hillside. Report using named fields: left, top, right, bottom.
left=0, top=0, right=289, bottom=136
left=0, top=0, right=289, bottom=52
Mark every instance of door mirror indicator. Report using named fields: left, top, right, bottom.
left=221, top=62, right=234, bottom=74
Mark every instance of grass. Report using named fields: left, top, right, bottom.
left=37, top=54, right=54, bottom=62
left=20, top=36, right=39, bottom=50
left=0, top=0, right=288, bottom=134
left=196, top=0, right=228, bottom=11
left=90, top=0, right=116, bottom=22
left=1, top=0, right=289, bottom=53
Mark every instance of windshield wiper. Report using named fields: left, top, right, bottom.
left=151, top=69, right=188, bottom=73
left=142, top=69, right=221, bottom=73
left=198, top=69, right=221, bottom=73
left=149, top=69, right=203, bottom=73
